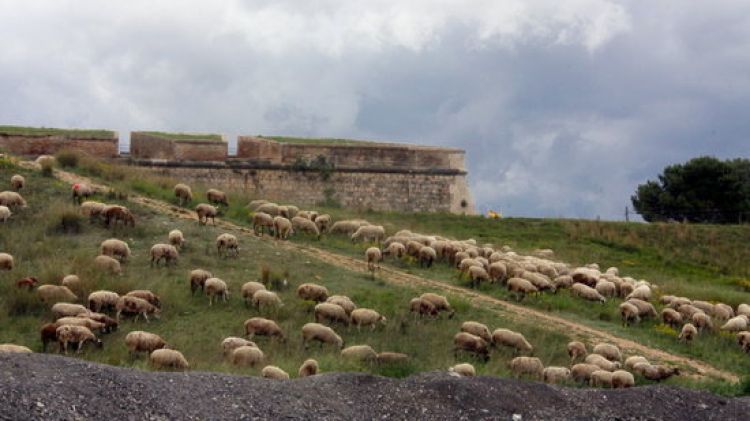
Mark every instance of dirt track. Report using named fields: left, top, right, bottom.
left=51, top=168, right=739, bottom=383
left=1, top=353, right=747, bottom=421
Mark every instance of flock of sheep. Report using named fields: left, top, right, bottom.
left=1, top=161, right=749, bottom=388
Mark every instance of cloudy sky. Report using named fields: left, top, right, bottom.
left=1, top=1, right=749, bottom=219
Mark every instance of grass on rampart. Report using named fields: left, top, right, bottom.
left=139, top=131, right=224, bottom=142
left=0, top=125, right=115, bottom=139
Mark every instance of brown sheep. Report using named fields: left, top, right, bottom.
left=206, top=188, right=228, bottom=206
left=189, top=269, right=213, bottom=295
left=244, top=317, right=285, bottom=341
left=453, top=332, right=490, bottom=361
left=297, top=283, right=329, bottom=302
left=509, top=356, right=543, bottom=379
left=567, top=341, right=587, bottom=361
left=195, top=203, right=218, bottom=225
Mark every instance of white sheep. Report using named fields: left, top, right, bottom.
left=61, top=274, right=82, bottom=292
left=231, top=346, right=264, bottom=367
left=206, top=188, right=228, bottom=206
left=216, top=233, right=239, bottom=257
left=448, top=363, right=476, bottom=377
left=273, top=216, right=293, bottom=240
left=341, top=345, right=377, bottom=362
left=0, top=191, right=27, bottom=208
left=252, top=289, right=283, bottom=311
left=125, top=331, right=167, bottom=355
left=56, top=325, right=102, bottom=354
left=252, top=212, right=274, bottom=236
left=351, top=225, right=386, bottom=243
left=222, top=337, right=257, bottom=356
left=94, top=255, right=121, bottom=274
left=571, top=283, right=606, bottom=303
left=262, top=365, right=290, bottom=380
left=326, top=295, right=357, bottom=315
left=0, top=344, right=32, bottom=353
left=419, top=293, right=454, bottom=318
left=10, top=174, right=25, bottom=191
left=590, top=370, right=614, bottom=388
left=592, top=343, right=622, bottom=362
left=460, top=321, right=492, bottom=343
left=150, top=349, right=189, bottom=370
left=205, top=278, right=229, bottom=305
left=585, top=354, right=621, bottom=371
left=0, top=252, right=14, bottom=270
left=244, top=317, right=285, bottom=341
left=350, top=308, right=386, bottom=331
left=679, top=323, right=698, bottom=343
left=292, top=216, right=320, bottom=239
left=115, top=296, right=160, bottom=322
left=365, top=247, right=382, bottom=274
left=567, top=341, right=587, bottom=361
left=543, top=366, right=571, bottom=384
left=195, top=203, right=218, bottom=225
left=492, top=328, right=533, bottom=353
left=721, top=315, right=749, bottom=332
left=100, top=238, right=131, bottom=262
left=315, top=303, right=350, bottom=326
left=37, top=284, right=78, bottom=304
left=87, top=290, right=120, bottom=312
left=297, top=283, right=329, bottom=302
left=51, top=303, right=90, bottom=319
left=507, top=277, right=539, bottom=301
left=241, top=281, right=267, bottom=306
left=173, top=183, right=193, bottom=206
left=509, top=356, right=544, bottom=379
left=168, top=229, right=186, bottom=249
left=0, top=205, right=11, bottom=222
left=298, top=359, right=319, bottom=377
left=612, top=370, right=635, bottom=388
left=571, top=363, right=601, bottom=383
left=189, top=269, right=213, bottom=294
left=150, top=243, right=179, bottom=267
left=301, top=323, right=343, bottom=349
left=453, top=332, right=490, bottom=361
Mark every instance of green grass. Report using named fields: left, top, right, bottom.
left=0, top=125, right=115, bottom=139
left=258, top=136, right=377, bottom=146
left=139, top=131, right=224, bottom=142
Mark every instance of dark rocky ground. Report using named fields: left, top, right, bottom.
left=0, top=354, right=748, bottom=421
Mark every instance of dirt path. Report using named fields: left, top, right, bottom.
left=51, top=168, right=739, bottom=383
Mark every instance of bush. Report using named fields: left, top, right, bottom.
left=55, top=150, right=80, bottom=168
left=48, top=204, right=84, bottom=234
left=40, top=161, right=54, bottom=177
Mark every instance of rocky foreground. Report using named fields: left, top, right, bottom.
left=0, top=354, right=747, bottom=420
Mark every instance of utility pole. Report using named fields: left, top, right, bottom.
left=625, top=206, right=630, bottom=222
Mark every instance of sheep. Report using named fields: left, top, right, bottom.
left=592, top=343, right=622, bottom=362
left=80, top=201, right=106, bottom=221
left=0, top=191, right=27, bottom=209
left=488, top=262, right=507, bottom=283
left=571, top=363, right=601, bottom=383
left=40, top=323, right=59, bottom=352
left=71, top=183, right=94, bottom=204
left=351, top=225, right=386, bottom=243
left=571, top=268, right=599, bottom=287
left=691, top=312, right=713, bottom=332
left=51, top=303, right=90, bottom=319
left=204, top=278, right=229, bottom=305
left=195, top=203, right=218, bottom=225
left=262, top=365, right=290, bottom=380
left=37, top=284, right=77, bottom=304
left=252, top=212, right=274, bottom=236
left=15, top=276, right=38, bottom=290
left=103, top=205, right=135, bottom=228
left=150, top=243, right=179, bottom=267
left=420, top=293, right=455, bottom=318
left=100, top=238, right=131, bottom=262
left=0, top=344, right=33, bottom=353
left=737, top=331, right=750, bottom=353
left=168, top=229, right=186, bottom=249
left=507, top=277, right=539, bottom=301
left=626, top=285, right=652, bottom=302
left=313, top=214, right=331, bottom=233
left=94, top=254, right=122, bottom=275
left=448, top=363, right=476, bottom=377
left=460, top=321, right=492, bottom=343
left=0, top=205, right=10, bottom=222
left=252, top=289, right=283, bottom=311
left=468, top=266, right=490, bottom=288
left=115, top=296, right=160, bottom=322
left=341, top=345, right=378, bottom=362
left=365, top=247, right=382, bottom=274
left=60, top=274, right=82, bottom=293
left=189, top=269, right=213, bottom=295
left=257, top=203, right=280, bottom=216
left=721, top=315, right=749, bottom=332
left=292, top=216, right=320, bottom=239
left=679, top=323, right=698, bottom=343
left=241, top=281, right=267, bottom=306
left=206, top=188, right=228, bottom=206
left=624, top=356, right=650, bottom=371
left=418, top=246, right=437, bottom=269
left=10, top=174, right=25, bottom=191
left=691, top=300, right=715, bottom=315
left=297, top=283, right=329, bottom=302
left=590, top=370, right=614, bottom=388
left=126, top=290, right=161, bottom=309
left=585, top=354, right=621, bottom=371
left=285, top=205, right=299, bottom=218
left=571, top=283, right=606, bottom=303
left=244, top=317, right=285, bottom=341
left=521, top=271, right=556, bottom=293
left=35, top=155, right=56, bottom=167
left=667, top=297, right=692, bottom=309
left=567, top=341, right=587, bottom=361
left=543, top=366, right=571, bottom=384
left=738, top=303, right=750, bottom=318
left=83, top=312, right=119, bottom=333
left=595, top=280, right=616, bottom=298
left=611, top=370, right=635, bottom=388
left=509, top=356, right=543, bottom=379
left=619, top=302, right=640, bottom=326
left=87, top=290, right=120, bottom=312
left=56, top=325, right=102, bottom=354
left=351, top=308, right=386, bottom=331
left=492, top=328, right=533, bottom=353
left=676, top=304, right=702, bottom=320
left=376, top=352, right=409, bottom=364
left=315, top=303, right=350, bottom=326
left=150, top=349, right=189, bottom=371
left=661, top=308, right=684, bottom=328
left=632, top=363, right=680, bottom=381
left=453, top=332, right=490, bottom=361
left=125, top=331, right=167, bottom=355
left=409, top=297, right=438, bottom=318
left=301, top=323, right=343, bottom=349
left=0, top=252, right=14, bottom=270
left=216, top=233, right=239, bottom=258
left=383, top=242, right=406, bottom=260
left=55, top=317, right=106, bottom=333
left=330, top=219, right=370, bottom=235
left=713, top=303, right=734, bottom=321
left=273, top=216, right=293, bottom=240
left=221, top=337, right=258, bottom=356
left=627, top=298, right=658, bottom=320
left=173, top=183, right=193, bottom=206
left=231, top=346, right=264, bottom=367
left=298, top=359, right=320, bottom=377
left=298, top=210, right=319, bottom=221
left=326, top=295, right=357, bottom=315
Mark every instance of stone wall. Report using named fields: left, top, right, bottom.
left=130, top=132, right=227, bottom=161
left=0, top=134, right=118, bottom=158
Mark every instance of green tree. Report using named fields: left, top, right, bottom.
left=631, top=156, right=750, bottom=223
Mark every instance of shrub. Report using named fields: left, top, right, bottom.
left=55, top=149, right=80, bottom=168
left=48, top=204, right=84, bottom=234
left=40, top=161, right=54, bottom=177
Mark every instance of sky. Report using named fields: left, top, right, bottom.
left=1, top=1, right=749, bottom=219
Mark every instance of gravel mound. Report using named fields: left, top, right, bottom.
left=0, top=354, right=747, bottom=420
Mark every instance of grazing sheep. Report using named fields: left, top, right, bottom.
left=0, top=344, right=33, bottom=353
left=468, top=266, right=490, bottom=288
left=115, top=296, right=160, bottom=322
left=100, top=238, right=131, bottom=262
left=195, top=203, right=218, bottom=225
left=0, top=252, right=14, bottom=270
left=543, top=366, right=571, bottom=384
left=55, top=317, right=105, bottom=333
left=691, top=300, right=715, bottom=315
left=273, top=216, right=293, bottom=240
left=418, top=246, right=437, bottom=268
left=612, top=370, right=635, bottom=388
left=0, top=191, right=27, bottom=209
left=252, top=212, right=274, bottom=236
left=15, top=276, right=38, bottom=290
left=244, top=317, right=285, bottom=341
left=80, top=201, right=106, bottom=221
left=691, top=312, right=713, bottom=332
left=585, top=354, right=621, bottom=371
left=241, top=281, right=267, bottom=306
left=679, top=323, right=698, bottom=343
left=383, top=242, right=406, bottom=260
left=351, top=308, right=386, bottom=331
left=507, top=277, right=539, bottom=301
left=619, top=302, right=640, bottom=326
left=627, top=298, right=658, bottom=320
left=521, top=271, right=556, bottom=293
left=721, top=315, right=749, bottom=332
left=51, top=303, right=90, bottom=319
left=326, top=295, right=357, bottom=315
left=330, top=219, right=370, bottom=235
left=492, top=328, right=533, bottom=353
left=592, top=343, right=622, bottom=362
left=376, top=352, right=409, bottom=364
left=173, top=183, right=193, bottom=206
left=341, top=345, right=378, bottom=362
left=216, top=233, right=239, bottom=258
left=571, top=283, right=606, bottom=303
left=61, top=274, right=81, bottom=292
left=460, top=321, right=492, bottom=343
left=453, top=332, right=490, bottom=361
left=298, top=359, right=320, bottom=377
left=365, top=247, right=382, bottom=274
left=509, top=356, right=543, bottom=379
left=625, top=356, right=650, bottom=371
left=87, top=290, right=120, bottom=312
left=590, top=370, right=614, bottom=388
left=737, top=304, right=750, bottom=318
left=126, top=290, right=161, bottom=308
left=56, top=325, right=102, bottom=354
left=206, top=188, right=228, bottom=206
left=420, top=293, right=455, bottom=318
left=737, top=331, right=750, bottom=353
left=301, top=323, right=343, bottom=349
left=448, top=363, right=476, bottom=377
left=189, top=269, right=213, bottom=295
left=221, top=337, right=257, bottom=356
left=103, top=205, right=135, bottom=228
left=71, top=183, right=94, bottom=204
left=262, top=365, right=290, bottom=380
left=292, top=216, right=321, bottom=239
left=351, top=225, right=386, bottom=243
left=488, top=262, right=507, bottom=283
left=314, top=214, right=331, bottom=233
left=252, top=289, right=283, bottom=311
left=94, top=255, right=122, bottom=274
left=595, top=280, right=616, bottom=298
left=297, top=283, right=329, bottom=302
left=677, top=304, right=703, bottom=320
left=632, top=363, right=680, bottom=381
left=713, top=303, right=734, bottom=321
left=37, top=285, right=77, bottom=304
left=256, top=203, right=280, bottom=216
left=168, top=229, right=186, bottom=249
left=125, top=331, right=167, bottom=355
left=567, top=341, right=587, bottom=361
left=150, top=243, right=179, bottom=267
left=315, top=303, right=350, bottom=326
left=409, top=297, right=438, bottom=318
left=10, top=174, right=25, bottom=191
left=626, top=285, right=652, bottom=302
left=571, top=363, right=601, bottom=383
left=0, top=205, right=11, bottom=222
left=150, top=349, right=189, bottom=371
left=661, top=308, right=684, bottom=328
left=84, top=312, right=118, bottom=333
left=231, top=345, right=265, bottom=367
left=205, top=278, right=229, bottom=305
